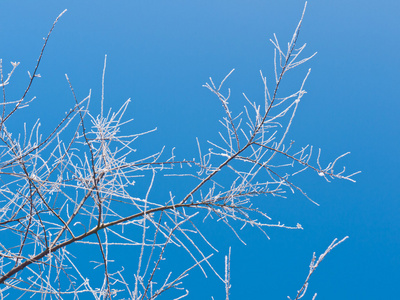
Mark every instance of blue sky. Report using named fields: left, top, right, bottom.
left=1, top=0, right=399, bottom=299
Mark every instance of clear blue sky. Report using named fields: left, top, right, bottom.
left=1, top=0, right=399, bottom=299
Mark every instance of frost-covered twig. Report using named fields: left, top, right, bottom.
left=288, top=236, right=349, bottom=300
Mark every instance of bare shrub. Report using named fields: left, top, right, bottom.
left=0, top=3, right=358, bottom=299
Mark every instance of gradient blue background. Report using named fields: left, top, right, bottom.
left=1, top=1, right=399, bottom=299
